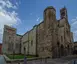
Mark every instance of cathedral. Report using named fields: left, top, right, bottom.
left=2, top=6, right=74, bottom=58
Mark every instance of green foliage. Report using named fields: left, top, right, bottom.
left=7, top=55, right=36, bottom=59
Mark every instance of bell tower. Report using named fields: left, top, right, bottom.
left=60, top=7, right=68, bottom=19
left=44, top=6, right=56, bottom=30
left=42, top=6, right=57, bottom=57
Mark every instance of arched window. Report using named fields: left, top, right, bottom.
left=61, top=36, right=63, bottom=42
left=57, top=42, right=60, bottom=47
left=31, top=40, right=33, bottom=46
left=61, top=11, right=65, bottom=19
left=60, top=45, right=64, bottom=56
left=68, top=45, right=69, bottom=51
left=68, top=45, right=69, bottom=48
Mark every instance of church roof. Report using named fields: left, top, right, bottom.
left=16, top=34, right=22, bottom=37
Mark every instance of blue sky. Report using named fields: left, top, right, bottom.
left=0, top=0, right=77, bottom=43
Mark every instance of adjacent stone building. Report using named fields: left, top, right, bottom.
left=2, top=25, right=16, bottom=54
left=0, top=43, right=2, bottom=54
left=2, top=6, right=73, bottom=58
left=73, top=42, right=77, bottom=54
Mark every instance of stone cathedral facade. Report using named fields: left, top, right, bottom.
left=2, top=6, right=73, bottom=58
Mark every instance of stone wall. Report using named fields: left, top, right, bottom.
left=21, top=26, right=37, bottom=55
left=15, top=34, right=22, bottom=54
left=21, top=32, right=29, bottom=55
left=37, top=22, right=44, bottom=57
left=28, top=26, right=37, bottom=55
left=37, top=6, right=57, bottom=58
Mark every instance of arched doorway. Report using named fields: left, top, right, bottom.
left=24, top=47, right=26, bottom=56
left=60, top=45, right=64, bottom=56
left=67, top=45, right=69, bottom=55
left=57, top=42, right=60, bottom=58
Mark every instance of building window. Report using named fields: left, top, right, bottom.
left=57, top=42, right=60, bottom=47
left=68, top=45, right=69, bottom=49
left=24, top=47, right=26, bottom=54
left=31, top=40, right=33, bottom=46
left=61, top=36, right=63, bottom=42
left=61, top=12, right=65, bottom=16
left=67, top=30, right=70, bottom=36
left=61, top=11, right=65, bottom=19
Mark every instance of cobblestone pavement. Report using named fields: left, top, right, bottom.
left=27, top=55, right=77, bottom=64
left=0, top=55, right=6, bottom=64
left=3, top=55, right=77, bottom=64
left=27, top=59, right=70, bottom=64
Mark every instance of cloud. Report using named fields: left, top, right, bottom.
left=40, top=19, right=43, bottom=22
left=36, top=17, right=40, bottom=22
left=71, top=17, right=77, bottom=26
left=16, top=2, right=19, bottom=6
left=71, top=17, right=77, bottom=42
left=0, top=0, right=21, bottom=43
left=0, top=0, right=17, bottom=9
left=36, top=17, right=43, bottom=23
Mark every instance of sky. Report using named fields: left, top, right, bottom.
left=0, top=0, right=77, bottom=43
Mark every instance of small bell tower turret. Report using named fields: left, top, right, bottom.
left=60, top=7, right=68, bottom=19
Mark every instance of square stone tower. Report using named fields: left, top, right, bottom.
left=37, top=6, right=57, bottom=58
left=2, top=25, right=16, bottom=54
